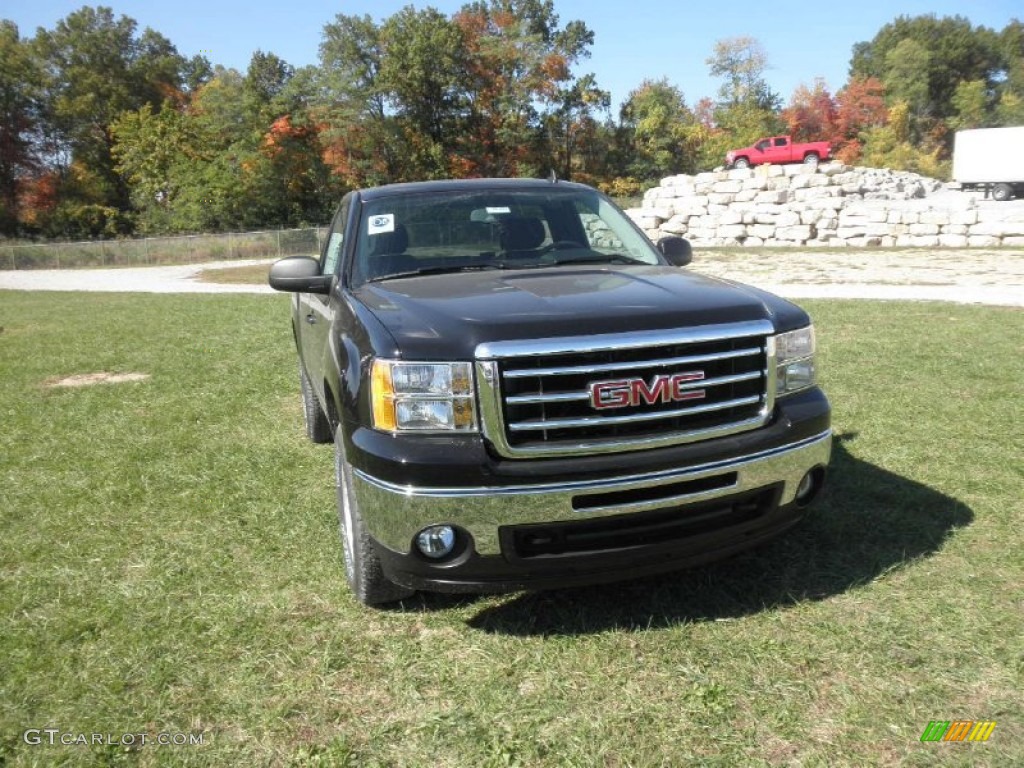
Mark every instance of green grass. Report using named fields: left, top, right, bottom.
left=195, top=264, right=272, bottom=285
left=1, top=292, right=1021, bottom=766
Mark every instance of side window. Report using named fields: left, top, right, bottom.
left=321, top=201, right=349, bottom=275
left=774, top=137, right=788, bottom=147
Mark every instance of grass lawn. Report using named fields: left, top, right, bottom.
left=195, top=264, right=273, bottom=285
left=0, top=291, right=1021, bottom=766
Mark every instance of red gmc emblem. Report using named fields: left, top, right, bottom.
left=589, top=371, right=706, bottom=410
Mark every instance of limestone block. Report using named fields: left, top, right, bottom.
left=920, top=210, right=950, bottom=226
left=968, top=235, right=1001, bottom=246
left=776, top=211, right=801, bottom=227
left=867, top=209, right=889, bottom=223
left=806, top=174, right=832, bottom=187
left=838, top=214, right=871, bottom=227
left=744, top=237, right=765, bottom=246
left=942, top=224, right=968, bottom=236
left=727, top=168, right=755, bottom=181
left=719, top=209, right=744, bottom=225
left=911, top=236, right=940, bottom=247
left=708, top=193, right=736, bottom=205
left=800, top=210, right=823, bottom=225
left=909, top=223, right=940, bottom=236
left=713, top=180, right=743, bottom=194
left=1003, top=237, right=1024, bottom=246
left=734, top=190, right=759, bottom=203
left=819, top=163, right=848, bottom=176
left=742, top=176, right=769, bottom=191
left=837, top=226, right=868, bottom=239
left=761, top=165, right=786, bottom=177
left=938, top=234, right=969, bottom=247
left=672, top=198, right=708, bottom=216
left=660, top=215, right=689, bottom=234
left=970, top=221, right=1024, bottom=237
left=950, top=210, right=978, bottom=226
left=776, top=225, right=812, bottom=241
left=789, top=175, right=812, bottom=189
left=755, top=190, right=789, bottom=204
left=751, top=224, right=777, bottom=239
left=718, top=224, right=748, bottom=238
left=802, top=197, right=845, bottom=210
left=866, top=223, right=892, bottom=237
left=901, top=211, right=920, bottom=225
left=887, top=211, right=902, bottom=224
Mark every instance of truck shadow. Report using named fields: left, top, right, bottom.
left=458, top=432, right=973, bottom=636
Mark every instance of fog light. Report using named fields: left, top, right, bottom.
left=795, top=468, right=824, bottom=506
left=416, top=525, right=456, bottom=559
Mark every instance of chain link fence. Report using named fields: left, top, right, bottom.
left=0, top=227, right=328, bottom=270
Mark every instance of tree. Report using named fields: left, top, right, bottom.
left=618, top=79, right=701, bottom=178
left=782, top=79, right=838, bottom=144
left=0, top=21, right=41, bottom=234
left=850, top=15, right=1002, bottom=121
left=706, top=37, right=780, bottom=111
left=832, top=76, right=888, bottom=163
left=950, top=80, right=989, bottom=131
left=30, top=6, right=189, bottom=235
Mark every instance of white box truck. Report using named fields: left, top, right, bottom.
left=952, top=126, right=1024, bottom=201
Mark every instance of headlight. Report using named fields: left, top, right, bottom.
left=371, top=360, right=477, bottom=432
left=775, top=326, right=816, bottom=396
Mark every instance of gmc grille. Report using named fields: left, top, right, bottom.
left=476, top=321, right=776, bottom=458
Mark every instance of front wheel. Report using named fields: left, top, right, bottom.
left=334, top=428, right=415, bottom=606
left=992, top=183, right=1013, bottom=202
left=803, top=152, right=820, bottom=166
left=733, top=157, right=750, bottom=169
left=299, top=362, right=332, bottom=443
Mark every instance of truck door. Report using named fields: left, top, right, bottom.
left=766, top=137, right=790, bottom=163
left=299, top=196, right=350, bottom=404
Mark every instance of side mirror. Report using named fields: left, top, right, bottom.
left=269, top=256, right=332, bottom=294
left=657, top=236, right=692, bottom=267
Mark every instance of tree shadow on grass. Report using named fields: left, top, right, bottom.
left=463, top=432, right=973, bottom=636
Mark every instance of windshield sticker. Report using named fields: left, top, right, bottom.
left=486, top=206, right=511, bottom=215
left=368, top=214, right=395, bottom=235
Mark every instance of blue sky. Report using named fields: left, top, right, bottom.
left=4, top=0, right=1020, bottom=113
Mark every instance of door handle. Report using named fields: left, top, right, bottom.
left=305, top=313, right=316, bottom=324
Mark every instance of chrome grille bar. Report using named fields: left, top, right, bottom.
left=502, top=347, right=761, bottom=379
left=506, top=370, right=764, bottom=405
left=508, top=395, right=762, bottom=432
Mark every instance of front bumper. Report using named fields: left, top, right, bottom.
left=351, top=428, right=832, bottom=592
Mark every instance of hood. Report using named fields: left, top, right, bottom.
left=353, top=265, right=798, bottom=359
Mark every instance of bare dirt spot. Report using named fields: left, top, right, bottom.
left=44, top=372, right=150, bottom=388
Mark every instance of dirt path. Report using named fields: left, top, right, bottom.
left=0, top=251, right=1021, bottom=307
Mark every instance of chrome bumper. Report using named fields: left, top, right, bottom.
left=352, top=429, right=832, bottom=555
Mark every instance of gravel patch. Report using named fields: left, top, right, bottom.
left=1, top=252, right=1021, bottom=306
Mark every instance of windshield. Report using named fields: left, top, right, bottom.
left=351, top=186, right=663, bottom=284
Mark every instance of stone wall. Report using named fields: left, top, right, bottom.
left=625, top=164, right=1024, bottom=247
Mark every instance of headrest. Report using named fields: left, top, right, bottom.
left=369, top=224, right=409, bottom=256
left=500, top=217, right=545, bottom=251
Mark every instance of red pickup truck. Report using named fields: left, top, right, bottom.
left=726, top=136, right=831, bottom=169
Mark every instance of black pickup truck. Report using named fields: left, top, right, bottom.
left=269, top=178, right=831, bottom=605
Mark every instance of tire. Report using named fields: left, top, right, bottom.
left=803, top=152, right=820, bottom=166
left=992, top=183, right=1013, bottom=202
left=334, top=428, right=415, bottom=606
left=299, top=362, right=333, bottom=444
left=733, top=157, right=750, bottom=169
